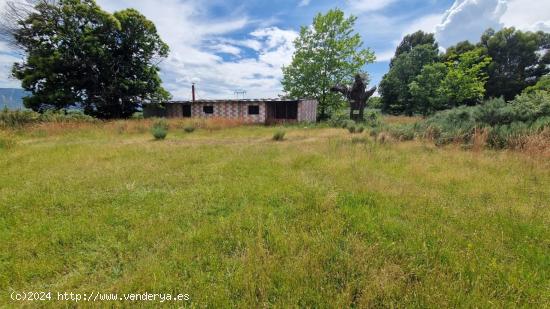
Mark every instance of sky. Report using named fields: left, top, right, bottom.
left=0, top=0, right=549, bottom=100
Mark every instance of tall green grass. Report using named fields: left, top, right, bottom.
left=0, top=124, right=548, bottom=307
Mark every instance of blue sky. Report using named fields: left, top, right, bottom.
left=0, top=0, right=549, bottom=99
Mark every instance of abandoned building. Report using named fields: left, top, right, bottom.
left=144, top=84, right=317, bottom=124
left=144, top=98, right=318, bottom=124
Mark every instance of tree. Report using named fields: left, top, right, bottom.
left=379, top=44, right=439, bottom=115
left=391, top=30, right=438, bottom=66
left=441, top=40, right=477, bottom=62
left=480, top=28, right=550, bottom=100
left=281, top=9, right=375, bottom=120
left=409, top=63, right=448, bottom=115
left=409, top=48, right=491, bottom=115
left=440, top=48, right=492, bottom=107
left=6, top=0, right=169, bottom=118
left=524, top=75, right=550, bottom=94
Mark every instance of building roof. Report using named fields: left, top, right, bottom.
left=166, top=99, right=299, bottom=104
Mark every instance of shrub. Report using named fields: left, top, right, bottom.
left=363, top=109, right=383, bottom=127
left=131, top=112, right=144, bottom=119
left=356, top=126, right=365, bottom=133
left=151, top=119, right=169, bottom=140
left=327, top=109, right=349, bottom=127
left=0, top=108, right=39, bottom=128
left=1, top=108, right=98, bottom=129
left=342, top=120, right=355, bottom=129
left=273, top=130, right=286, bottom=141
left=347, top=126, right=356, bottom=133
left=184, top=125, right=196, bottom=133
left=388, top=125, right=415, bottom=141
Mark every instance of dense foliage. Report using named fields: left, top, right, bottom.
left=380, top=27, right=550, bottom=116
left=379, top=37, right=439, bottom=115
left=282, top=9, right=375, bottom=120
left=409, top=49, right=492, bottom=115
left=384, top=91, right=550, bottom=149
left=8, top=0, right=170, bottom=119
left=481, top=28, right=550, bottom=100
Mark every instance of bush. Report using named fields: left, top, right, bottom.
left=131, top=112, right=144, bottom=119
left=184, top=125, right=196, bottom=133
left=342, top=120, right=356, bottom=129
left=403, top=92, right=550, bottom=149
left=327, top=109, right=350, bottom=128
left=272, top=130, right=286, bottom=141
left=347, top=125, right=356, bottom=133
left=363, top=109, right=383, bottom=127
left=0, top=108, right=97, bottom=129
left=356, top=126, right=365, bottom=133
left=0, top=108, right=39, bottom=128
left=387, top=124, right=415, bottom=141
left=151, top=120, right=169, bottom=140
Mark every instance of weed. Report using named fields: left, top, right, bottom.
left=273, top=130, right=286, bottom=141
left=151, top=119, right=169, bottom=140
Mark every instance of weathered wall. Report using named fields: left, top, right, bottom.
left=191, top=102, right=266, bottom=123
left=166, top=104, right=183, bottom=118
left=297, top=99, right=318, bottom=123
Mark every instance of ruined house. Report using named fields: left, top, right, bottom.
left=144, top=85, right=318, bottom=124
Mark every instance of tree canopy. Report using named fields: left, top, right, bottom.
left=379, top=44, right=439, bottom=115
left=480, top=28, right=550, bottom=100
left=6, top=0, right=170, bottom=118
left=391, top=31, right=438, bottom=66
left=281, top=8, right=375, bottom=120
left=380, top=27, right=550, bottom=116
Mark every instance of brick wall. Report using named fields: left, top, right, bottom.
left=297, top=99, right=318, bottom=123
left=191, top=102, right=266, bottom=124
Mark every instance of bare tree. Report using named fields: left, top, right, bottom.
left=331, top=74, right=377, bottom=122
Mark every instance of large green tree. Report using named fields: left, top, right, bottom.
left=379, top=44, right=439, bottom=115
left=480, top=28, right=550, bottom=100
left=391, top=30, right=438, bottom=65
left=409, top=48, right=491, bottom=115
left=7, top=0, right=169, bottom=118
left=281, top=9, right=375, bottom=120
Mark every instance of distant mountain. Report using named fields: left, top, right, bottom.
left=0, top=88, right=28, bottom=110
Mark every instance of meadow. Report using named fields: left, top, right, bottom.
left=1, top=119, right=549, bottom=307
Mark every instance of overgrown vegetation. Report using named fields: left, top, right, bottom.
left=377, top=91, right=550, bottom=151
left=380, top=28, right=550, bottom=116
left=1, top=123, right=548, bottom=307
left=0, top=108, right=97, bottom=129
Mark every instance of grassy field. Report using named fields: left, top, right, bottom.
left=1, top=119, right=549, bottom=307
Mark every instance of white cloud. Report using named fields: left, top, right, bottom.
left=375, top=49, right=394, bottom=62
left=93, top=0, right=299, bottom=99
left=347, top=0, right=397, bottom=13
left=434, top=0, right=550, bottom=48
left=403, top=13, right=443, bottom=36
left=435, top=0, right=507, bottom=48
left=298, top=0, right=311, bottom=7
left=501, top=0, right=550, bottom=31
